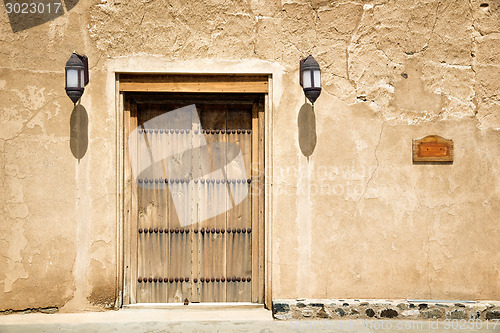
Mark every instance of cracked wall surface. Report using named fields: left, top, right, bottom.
left=1, top=0, right=499, bottom=311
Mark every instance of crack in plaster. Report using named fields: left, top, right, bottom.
left=2, top=220, right=29, bottom=292
left=356, top=120, right=384, bottom=204
left=0, top=139, right=5, bottom=194
left=90, top=54, right=104, bottom=70
left=325, top=119, right=384, bottom=289
left=0, top=85, right=68, bottom=294
left=139, top=10, right=145, bottom=25
left=468, top=0, right=480, bottom=119
left=376, top=47, right=397, bottom=64
left=345, top=4, right=367, bottom=92
left=425, top=218, right=432, bottom=298
left=2, top=96, right=65, bottom=142
left=465, top=2, right=500, bottom=130
left=407, top=1, right=441, bottom=55
left=413, top=186, right=432, bottom=298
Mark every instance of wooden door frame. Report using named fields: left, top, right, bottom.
left=115, top=73, right=273, bottom=309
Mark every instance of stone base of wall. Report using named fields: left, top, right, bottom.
left=272, top=299, right=500, bottom=321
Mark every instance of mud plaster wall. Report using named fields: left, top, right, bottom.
left=0, top=0, right=499, bottom=311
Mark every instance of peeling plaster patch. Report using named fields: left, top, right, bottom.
left=0, top=107, right=25, bottom=141
left=0, top=80, right=61, bottom=140
left=5, top=165, right=29, bottom=220
left=438, top=62, right=472, bottom=70
left=47, top=11, right=70, bottom=49
left=354, top=139, right=368, bottom=152
left=12, top=86, right=47, bottom=111
left=87, top=259, right=115, bottom=308
left=441, top=96, right=476, bottom=120
left=7, top=204, right=29, bottom=219
left=377, top=83, right=395, bottom=94
left=476, top=99, right=500, bottom=130
left=448, top=178, right=458, bottom=194
left=3, top=262, right=29, bottom=293
left=6, top=172, right=25, bottom=203
left=87, top=285, right=115, bottom=308
left=391, top=64, right=445, bottom=118
left=3, top=219, right=28, bottom=293
left=90, top=240, right=114, bottom=269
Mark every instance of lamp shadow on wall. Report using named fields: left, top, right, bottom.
left=70, top=104, right=88, bottom=161
left=298, top=103, right=317, bottom=159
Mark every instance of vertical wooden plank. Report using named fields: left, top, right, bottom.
left=191, top=104, right=203, bottom=303
left=144, top=107, right=154, bottom=303
left=251, top=100, right=259, bottom=303
left=180, top=108, right=193, bottom=302
left=241, top=107, right=253, bottom=302
left=136, top=106, right=148, bottom=303
left=152, top=107, right=166, bottom=303
left=225, top=122, right=236, bottom=302
left=164, top=107, right=173, bottom=303
left=116, top=85, right=125, bottom=308
left=161, top=109, right=173, bottom=302
left=122, top=94, right=131, bottom=304
left=148, top=109, right=155, bottom=303
left=258, top=97, right=265, bottom=304
left=138, top=104, right=166, bottom=303
left=152, top=118, right=160, bottom=303
left=226, top=104, right=253, bottom=302
left=214, top=121, right=227, bottom=302
left=124, top=95, right=139, bottom=304
left=166, top=106, right=179, bottom=302
left=222, top=121, right=229, bottom=303
left=159, top=103, right=194, bottom=303
left=198, top=106, right=208, bottom=302
left=199, top=104, right=227, bottom=302
left=158, top=124, right=167, bottom=303
left=163, top=104, right=173, bottom=302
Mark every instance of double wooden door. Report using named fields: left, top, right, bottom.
left=124, top=95, right=264, bottom=304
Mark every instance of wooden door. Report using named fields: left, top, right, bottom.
left=124, top=95, right=264, bottom=304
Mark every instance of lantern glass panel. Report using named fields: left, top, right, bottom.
left=313, top=70, right=321, bottom=88
left=80, top=69, right=85, bottom=87
left=302, top=70, right=312, bottom=89
left=66, top=69, right=79, bottom=88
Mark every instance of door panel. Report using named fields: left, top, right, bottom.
left=128, top=99, right=260, bottom=303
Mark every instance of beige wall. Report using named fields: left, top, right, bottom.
left=0, top=0, right=499, bottom=312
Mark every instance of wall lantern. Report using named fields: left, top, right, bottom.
left=65, top=52, right=89, bottom=104
left=300, top=55, right=321, bottom=104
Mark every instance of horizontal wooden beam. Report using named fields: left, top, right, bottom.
left=129, top=93, right=262, bottom=105
left=119, top=74, right=269, bottom=93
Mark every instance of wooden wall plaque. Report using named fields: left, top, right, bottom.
left=413, top=135, right=453, bottom=162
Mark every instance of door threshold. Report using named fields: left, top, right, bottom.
left=123, top=302, right=264, bottom=310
